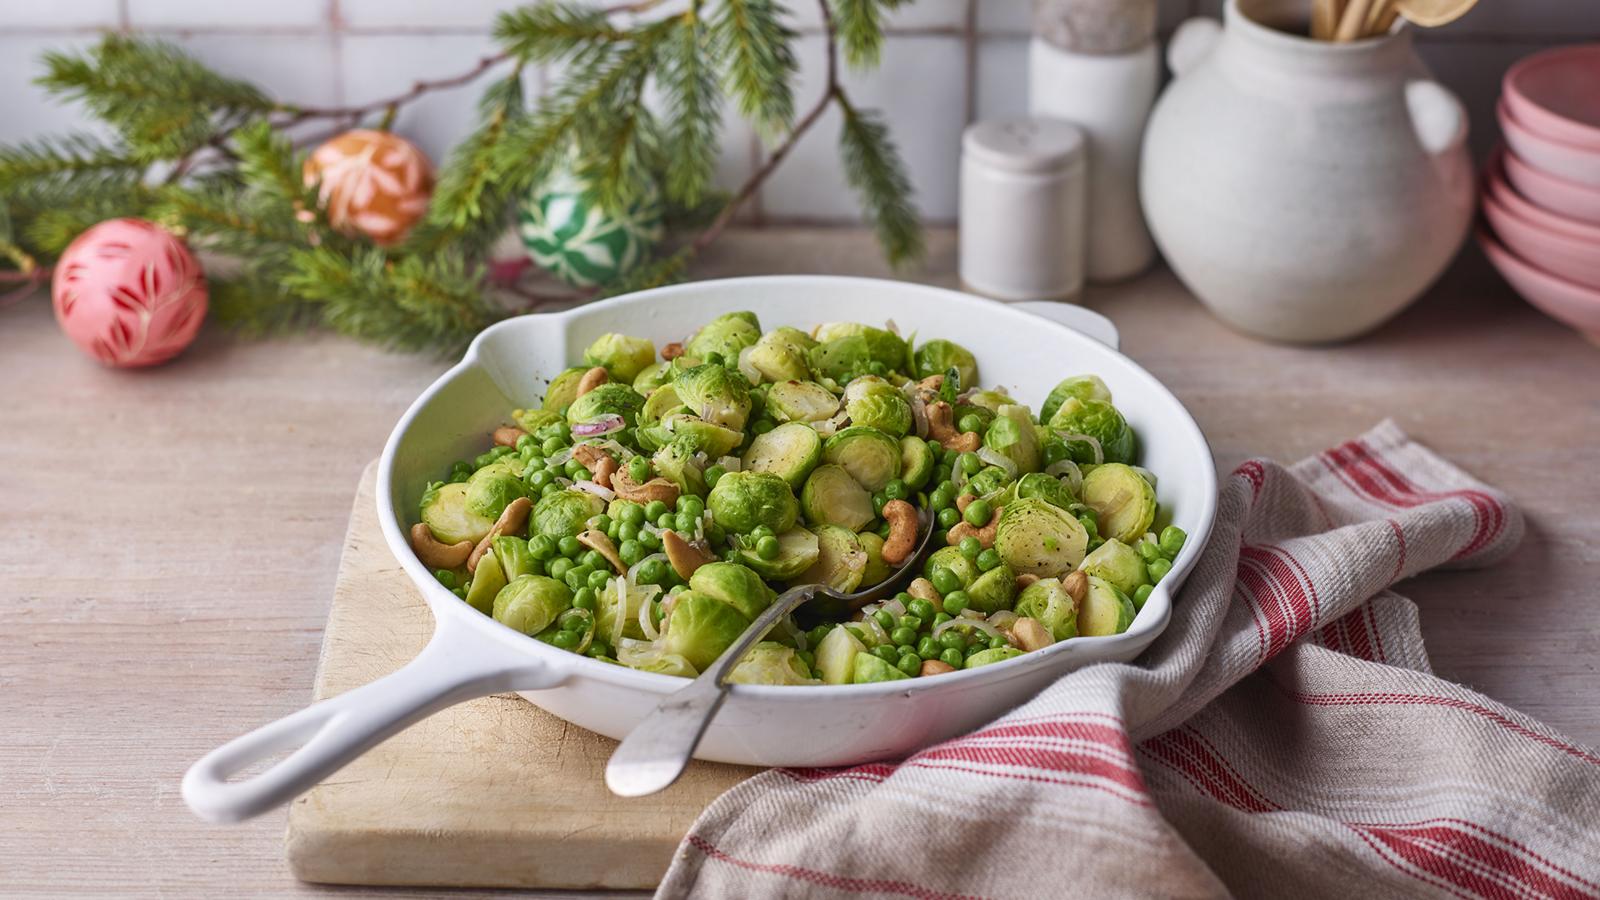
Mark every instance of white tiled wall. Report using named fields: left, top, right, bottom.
left=2, top=0, right=1595, bottom=223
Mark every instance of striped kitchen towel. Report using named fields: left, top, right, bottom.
left=658, top=421, right=1600, bottom=899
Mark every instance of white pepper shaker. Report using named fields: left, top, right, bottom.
left=959, top=117, right=1088, bottom=302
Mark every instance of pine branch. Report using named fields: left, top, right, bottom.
left=415, top=64, right=529, bottom=252
left=281, top=246, right=498, bottom=353
left=0, top=133, right=144, bottom=191
left=493, top=1, right=625, bottom=62
left=658, top=9, right=724, bottom=206
left=600, top=245, right=693, bottom=296
left=837, top=93, right=922, bottom=266
left=208, top=273, right=318, bottom=335
left=830, top=0, right=884, bottom=68
left=714, top=0, right=798, bottom=138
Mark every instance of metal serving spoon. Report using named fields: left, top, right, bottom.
left=604, top=508, right=938, bottom=797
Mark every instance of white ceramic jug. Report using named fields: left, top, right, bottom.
left=1140, top=0, right=1474, bottom=343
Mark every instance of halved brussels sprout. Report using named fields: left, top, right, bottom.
left=1013, top=577, right=1080, bottom=641
left=807, top=324, right=910, bottom=381
left=513, top=407, right=563, bottom=434
left=967, top=465, right=1012, bottom=499
left=746, top=326, right=815, bottom=383
left=852, top=652, right=911, bottom=683
left=465, top=464, right=527, bottom=519
left=674, top=363, right=752, bottom=431
left=924, top=545, right=978, bottom=588
left=596, top=576, right=650, bottom=643
left=822, top=426, right=901, bottom=492
left=462, top=548, right=508, bottom=615
left=566, top=382, right=645, bottom=429
left=1081, top=463, right=1157, bottom=544
left=857, top=531, right=891, bottom=587
left=1047, top=397, right=1136, bottom=464
left=800, top=464, right=874, bottom=531
left=984, top=404, right=1042, bottom=475
left=1041, top=375, right=1112, bottom=424
left=1011, top=471, right=1075, bottom=511
left=492, top=574, right=572, bottom=635
left=685, top=312, right=762, bottom=363
left=965, top=646, right=1023, bottom=668
left=640, top=383, right=685, bottom=426
left=742, top=422, right=823, bottom=488
left=544, top=366, right=587, bottom=411
left=1078, top=539, right=1150, bottom=599
left=738, top=527, right=820, bottom=579
left=899, top=435, right=936, bottom=491
left=493, top=535, right=538, bottom=580
left=995, top=497, right=1089, bottom=577
left=815, top=624, right=866, bottom=684
left=661, top=591, right=752, bottom=672
left=962, top=390, right=1013, bottom=414
left=766, top=380, right=841, bottom=423
left=662, top=413, right=745, bottom=457
left=631, top=361, right=672, bottom=395
left=689, top=561, right=776, bottom=621
left=798, top=525, right=867, bottom=593
left=583, top=332, right=656, bottom=383
left=707, top=470, right=799, bottom=535
left=913, top=338, right=977, bottom=388
left=965, top=563, right=1017, bottom=613
left=420, top=481, right=496, bottom=546
left=727, top=642, right=818, bottom=685
left=843, top=377, right=913, bottom=437
left=531, top=489, right=606, bottom=539
left=1078, top=575, right=1136, bottom=637
left=652, top=435, right=709, bottom=496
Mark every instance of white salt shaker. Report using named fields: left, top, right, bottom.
left=959, top=117, right=1088, bottom=302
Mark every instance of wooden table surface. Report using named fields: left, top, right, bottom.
left=4, top=227, right=1598, bottom=898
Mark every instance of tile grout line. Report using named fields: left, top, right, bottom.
left=328, top=0, right=345, bottom=108
left=963, top=0, right=978, bottom=126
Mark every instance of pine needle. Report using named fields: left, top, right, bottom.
left=714, top=0, right=798, bottom=138
left=837, top=96, right=922, bottom=267
left=494, top=1, right=625, bottom=62
left=830, top=0, right=885, bottom=69
left=658, top=12, right=725, bottom=206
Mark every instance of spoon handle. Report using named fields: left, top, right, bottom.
left=604, top=584, right=817, bottom=797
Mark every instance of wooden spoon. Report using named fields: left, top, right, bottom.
left=1395, top=0, right=1477, bottom=27
left=1334, top=0, right=1374, bottom=41
left=1311, top=0, right=1344, bottom=40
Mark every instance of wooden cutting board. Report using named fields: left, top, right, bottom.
left=284, top=462, right=756, bottom=890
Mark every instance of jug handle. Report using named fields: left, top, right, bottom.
left=1167, top=18, right=1222, bottom=77
left=1405, top=78, right=1467, bottom=157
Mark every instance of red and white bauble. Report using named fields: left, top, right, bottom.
left=303, top=129, right=433, bottom=245
left=51, top=218, right=208, bottom=368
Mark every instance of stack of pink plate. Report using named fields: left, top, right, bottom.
left=1480, top=43, right=1600, bottom=344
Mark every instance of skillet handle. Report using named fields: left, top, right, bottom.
left=1011, top=301, right=1121, bottom=351
left=182, top=618, right=561, bottom=823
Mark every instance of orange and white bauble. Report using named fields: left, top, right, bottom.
left=303, top=129, right=433, bottom=245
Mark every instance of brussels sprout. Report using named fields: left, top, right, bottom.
left=662, top=414, right=745, bottom=457
left=742, top=422, right=823, bottom=488
left=674, top=363, right=753, bottom=432
left=1014, top=578, right=1080, bottom=641
left=465, top=463, right=527, bottom=519
left=596, top=576, right=649, bottom=643
left=738, top=527, right=820, bottom=579
left=566, top=382, right=645, bottom=429
left=1041, top=375, right=1112, bottom=424
left=852, top=652, right=911, bottom=683
left=822, top=427, right=902, bottom=492
left=965, top=563, right=1017, bottom=613
left=636, top=654, right=698, bottom=678
left=583, top=332, right=656, bottom=383
left=965, top=646, right=1024, bottom=669
left=652, top=435, right=709, bottom=496
left=1047, top=397, right=1136, bottom=464
left=807, top=324, right=910, bottom=380
left=967, top=465, right=1013, bottom=499
left=462, top=548, right=508, bottom=615
left=815, top=624, right=866, bottom=684
left=843, top=377, right=913, bottom=437
left=492, top=574, right=572, bottom=635
left=727, top=642, right=819, bottom=685
left=641, top=383, right=686, bottom=429
left=531, top=489, right=606, bottom=539
left=544, top=366, right=587, bottom=411
left=746, top=326, right=815, bottom=383
left=661, top=590, right=753, bottom=672
left=984, top=404, right=1042, bottom=475
left=420, top=481, right=496, bottom=545
left=690, top=561, right=776, bottom=621
left=857, top=531, right=891, bottom=587
left=1078, top=575, right=1136, bottom=637
left=1081, top=463, right=1157, bottom=544
left=995, top=497, right=1089, bottom=577
left=900, top=435, right=936, bottom=491
left=707, top=470, right=799, bottom=535
left=923, top=545, right=978, bottom=588
left=632, top=360, right=686, bottom=395
left=800, top=464, right=874, bottom=531
left=1078, top=539, right=1150, bottom=598
left=798, top=525, right=867, bottom=593
left=1011, top=471, right=1074, bottom=511
left=913, top=338, right=978, bottom=387
left=962, top=390, right=1014, bottom=414
left=766, top=380, right=841, bottom=423
left=513, top=407, right=563, bottom=434
left=685, top=311, right=761, bottom=363
left=493, top=535, right=538, bottom=579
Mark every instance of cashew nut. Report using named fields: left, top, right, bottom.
left=662, top=530, right=712, bottom=581
left=410, top=522, right=472, bottom=570
left=926, top=400, right=980, bottom=452
left=493, top=426, right=527, bottom=448
left=576, top=366, right=609, bottom=397
left=1011, top=616, right=1055, bottom=652
left=467, top=496, right=533, bottom=573
left=907, top=577, right=941, bottom=604
left=661, top=342, right=685, bottom=360
left=611, top=468, right=681, bottom=506
left=1061, top=570, right=1089, bottom=605
left=1015, top=573, right=1040, bottom=591
left=880, top=499, right=918, bottom=566
left=955, top=493, right=975, bottom=514
left=572, top=444, right=618, bottom=489
left=920, top=659, right=957, bottom=677
left=917, top=374, right=945, bottom=394
left=578, top=529, right=626, bottom=575
left=945, top=504, right=1001, bottom=549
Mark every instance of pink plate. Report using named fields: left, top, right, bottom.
left=1499, top=100, right=1600, bottom=188
left=1503, top=146, right=1600, bottom=225
left=1503, top=44, right=1600, bottom=150
left=1478, top=227, right=1600, bottom=343
left=1483, top=190, right=1600, bottom=290
left=1485, top=151, right=1600, bottom=244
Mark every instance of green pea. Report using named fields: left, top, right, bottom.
left=964, top=499, right=993, bottom=527
left=958, top=536, right=982, bottom=560
left=942, top=590, right=970, bottom=615
left=930, top=487, right=953, bottom=511
left=679, top=495, right=706, bottom=517
left=579, top=550, right=604, bottom=570
left=558, top=535, right=582, bottom=558
left=586, top=569, right=611, bottom=590
left=891, top=626, right=917, bottom=646
left=550, top=629, right=580, bottom=649
left=975, top=548, right=1001, bottom=572
left=635, top=558, right=667, bottom=585
left=1148, top=557, right=1173, bottom=582
left=930, top=567, right=961, bottom=595
left=932, top=611, right=953, bottom=627
left=675, top=511, right=697, bottom=532
left=656, top=513, right=676, bottom=529
left=884, top=479, right=908, bottom=501
left=940, top=647, right=964, bottom=668
left=562, top=612, right=590, bottom=633
left=644, top=500, right=669, bottom=521
left=807, top=625, right=832, bottom=648
left=573, top=587, right=597, bottom=610
left=1138, top=540, right=1163, bottom=563
left=528, top=469, right=553, bottom=489
left=874, top=609, right=895, bottom=630
left=564, top=566, right=592, bottom=591
left=548, top=557, right=574, bottom=581
left=606, top=520, right=622, bottom=541
left=917, top=636, right=940, bottom=660
left=592, top=514, right=612, bottom=534
left=872, top=493, right=889, bottom=515
left=872, top=644, right=899, bottom=663
left=899, top=614, right=923, bottom=633
left=541, top=436, right=564, bottom=455
left=628, top=456, right=650, bottom=483
left=704, top=465, right=727, bottom=489
left=1079, top=514, right=1099, bottom=541
left=540, top=483, right=561, bottom=498
left=938, top=507, right=960, bottom=529
left=1159, top=525, right=1188, bottom=558
left=586, top=641, right=611, bottom=659
left=753, top=419, right=775, bottom=435
left=797, top=649, right=816, bottom=671
left=515, top=433, right=535, bottom=452
left=988, top=635, right=1009, bottom=650
left=957, top=413, right=984, bottom=434
left=938, top=629, right=966, bottom=650
left=638, top=530, right=661, bottom=551
left=618, top=522, right=640, bottom=542
left=566, top=460, right=590, bottom=480
left=756, top=535, right=780, bottom=560
left=434, top=569, right=457, bottom=589
left=1133, top=584, right=1154, bottom=607
left=907, top=598, right=935, bottom=620
left=527, top=535, right=557, bottom=560
left=473, top=452, right=497, bottom=469
left=621, top=502, right=646, bottom=526
left=958, top=452, right=982, bottom=475
left=897, top=654, right=921, bottom=676
left=619, top=539, right=643, bottom=566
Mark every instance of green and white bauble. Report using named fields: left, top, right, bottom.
left=518, top=166, right=664, bottom=289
